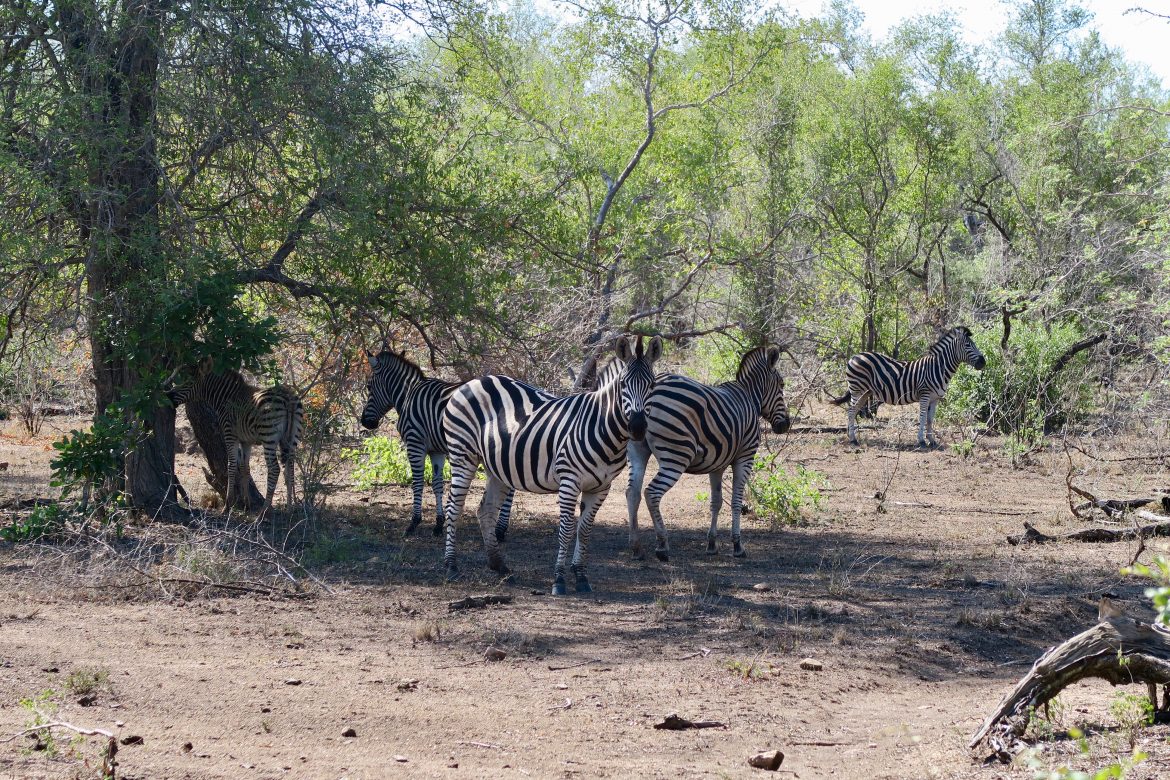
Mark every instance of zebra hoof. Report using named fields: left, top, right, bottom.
left=405, top=514, right=423, bottom=535
left=705, top=538, right=717, bottom=555
left=552, top=576, right=567, bottom=596
left=444, top=565, right=459, bottom=582
left=654, top=549, right=670, bottom=563
left=432, top=519, right=443, bottom=537
left=575, top=577, right=592, bottom=594
left=629, top=541, right=645, bottom=561
left=733, top=544, right=747, bottom=559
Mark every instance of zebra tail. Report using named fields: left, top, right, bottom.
left=283, top=397, right=303, bottom=449
left=828, top=391, right=851, bottom=406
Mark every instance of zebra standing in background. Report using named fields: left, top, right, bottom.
left=170, top=360, right=304, bottom=514
left=830, top=326, right=986, bottom=447
left=626, top=345, right=790, bottom=561
left=360, top=347, right=514, bottom=537
left=442, top=335, right=663, bottom=595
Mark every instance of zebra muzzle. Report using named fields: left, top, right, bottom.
left=628, top=411, right=648, bottom=441
left=772, top=418, right=790, bottom=434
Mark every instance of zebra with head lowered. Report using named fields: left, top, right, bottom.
left=360, top=347, right=513, bottom=537
left=170, top=361, right=304, bottom=514
left=626, top=345, right=790, bottom=561
left=830, top=326, right=986, bottom=447
left=442, top=335, right=663, bottom=595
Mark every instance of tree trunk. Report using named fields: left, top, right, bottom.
left=66, top=0, right=188, bottom=519
left=186, top=401, right=264, bottom=510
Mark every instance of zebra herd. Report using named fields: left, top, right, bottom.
left=169, top=326, right=986, bottom=595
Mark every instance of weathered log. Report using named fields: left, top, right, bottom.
left=185, top=401, right=264, bottom=511
left=970, top=601, right=1170, bottom=761
left=1008, top=517, right=1170, bottom=545
left=447, top=594, right=515, bottom=611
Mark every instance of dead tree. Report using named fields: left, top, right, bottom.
left=970, top=599, right=1170, bottom=761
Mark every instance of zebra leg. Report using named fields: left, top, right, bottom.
left=845, top=393, right=861, bottom=445
left=625, top=440, right=652, bottom=559
left=224, top=435, right=241, bottom=510
left=429, top=452, right=446, bottom=536
left=261, top=443, right=279, bottom=518
left=730, top=457, right=751, bottom=558
left=405, top=438, right=427, bottom=535
left=552, top=480, right=582, bottom=596
left=644, top=457, right=686, bottom=562
left=475, top=476, right=510, bottom=577
left=927, top=398, right=941, bottom=447
left=281, top=443, right=296, bottom=511
left=495, top=488, right=514, bottom=544
left=706, top=470, right=724, bottom=554
left=442, top=459, right=476, bottom=581
left=570, top=489, right=609, bottom=594
left=917, top=397, right=930, bottom=448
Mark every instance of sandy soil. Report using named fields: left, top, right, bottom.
left=2, top=405, right=1169, bottom=779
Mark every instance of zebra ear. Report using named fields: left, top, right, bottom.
left=614, top=336, right=635, bottom=361
left=765, top=345, right=781, bottom=367
left=645, top=336, right=664, bottom=363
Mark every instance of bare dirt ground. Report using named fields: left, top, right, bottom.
left=2, top=405, right=1169, bottom=779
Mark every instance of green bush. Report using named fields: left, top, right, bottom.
left=747, top=454, right=827, bottom=526
left=343, top=435, right=450, bottom=490
left=942, top=319, right=1095, bottom=438
left=0, top=504, right=69, bottom=543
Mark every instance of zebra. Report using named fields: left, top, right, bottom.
left=626, top=345, right=790, bottom=562
left=830, top=326, right=986, bottom=447
left=359, top=347, right=514, bottom=537
left=442, top=335, right=663, bottom=595
left=170, top=361, right=304, bottom=514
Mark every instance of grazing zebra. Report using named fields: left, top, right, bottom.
left=626, top=345, right=790, bottom=561
left=830, top=326, right=986, bottom=447
left=360, top=347, right=514, bottom=537
left=442, top=335, right=663, bottom=595
left=170, top=362, right=304, bottom=514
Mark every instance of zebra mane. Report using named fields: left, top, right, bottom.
left=376, top=348, right=427, bottom=383
left=735, top=345, right=779, bottom=382
left=196, top=365, right=257, bottom=396
left=595, top=356, right=623, bottom=390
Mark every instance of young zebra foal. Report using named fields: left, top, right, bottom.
left=442, top=335, right=662, bottom=595
left=627, top=345, right=790, bottom=561
left=170, top=362, right=304, bottom=514
left=360, top=347, right=514, bottom=537
left=831, top=326, right=986, bottom=447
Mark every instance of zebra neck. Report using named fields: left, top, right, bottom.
left=927, top=347, right=961, bottom=383
left=730, top=376, right=765, bottom=412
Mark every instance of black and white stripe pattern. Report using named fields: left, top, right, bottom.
left=626, top=346, right=789, bottom=561
left=360, top=348, right=513, bottom=537
left=830, top=326, right=986, bottom=446
left=442, top=335, right=663, bottom=595
left=171, top=364, right=304, bottom=513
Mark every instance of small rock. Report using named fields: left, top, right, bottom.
left=747, top=750, right=785, bottom=771
left=554, top=684, right=569, bottom=690
left=181, top=742, right=193, bottom=753
left=115, top=720, right=125, bottom=727
left=394, top=755, right=408, bottom=763
left=341, top=727, right=357, bottom=738
left=284, top=678, right=303, bottom=686
left=447, top=762, right=459, bottom=769
left=484, top=646, right=507, bottom=662
left=752, top=583, right=772, bottom=592
left=120, top=735, right=144, bottom=746
left=397, top=679, right=419, bottom=691
left=799, top=658, right=823, bottom=671
left=77, top=694, right=98, bottom=707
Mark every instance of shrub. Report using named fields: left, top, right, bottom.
left=343, top=435, right=447, bottom=489
left=747, top=454, right=826, bottom=526
left=1, top=504, right=69, bottom=543
left=942, top=319, right=1095, bottom=438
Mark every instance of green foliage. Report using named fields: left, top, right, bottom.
left=344, top=436, right=443, bottom=489
left=747, top=454, right=827, bottom=526
left=1124, top=556, right=1170, bottom=626
left=64, top=667, right=110, bottom=697
left=1109, top=692, right=1153, bottom=750
left=49, top=414, right=135, bottom=501
left=0, top=503, right=69, bottom=543
left=943, top=320, right=1094, bottom=438
left=20, top=690, right=59, bottom=756
left=300, top=534, right=368, bottom=568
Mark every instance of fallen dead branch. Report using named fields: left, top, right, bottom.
left=653, top=713, right=727, bottom=730
left=1008, top=518, right=1170, bottom=546
left=2, top=720, right=118, bottom=778
left=447, top=594, right=514, bottom=611
left=547, top=658, right=602, bottom=671
left=971, top=599, right=1170, bottom=762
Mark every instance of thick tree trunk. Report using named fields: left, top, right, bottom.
left=186, top=401, right=264, bottom=510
